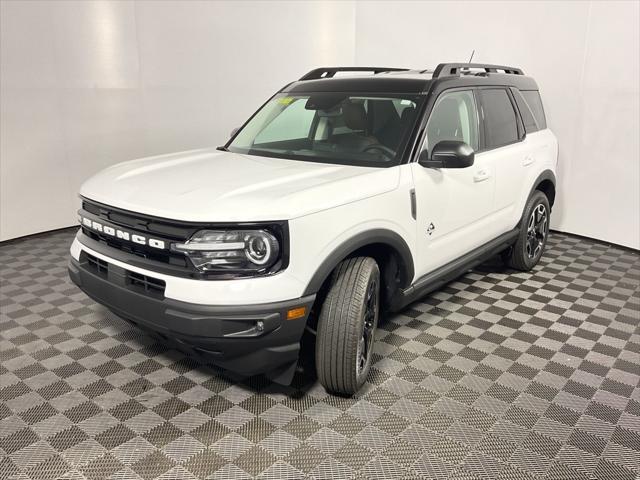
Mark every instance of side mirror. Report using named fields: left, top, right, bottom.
left=418, top=140, right=475, bottom=169
left=230, top=127, right=240, bottom=138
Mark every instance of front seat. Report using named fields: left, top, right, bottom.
left=383, top=106, right=417, bottom=151
left=371, top=100, right=401, bottom=148
left=332, top=102, right=379, bottom=152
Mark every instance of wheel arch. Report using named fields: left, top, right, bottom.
left=301, top=229, right=415, bottom=309
left=531, top=170, right=556, bottom=206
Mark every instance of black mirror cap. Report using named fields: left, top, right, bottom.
left=418, top=140, right=475, bottom=169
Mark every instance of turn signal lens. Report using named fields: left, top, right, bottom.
left=286, top=307, right=306, bottom=320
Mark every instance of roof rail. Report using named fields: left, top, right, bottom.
left=433, top=63, right=524, bottom=78
left=299, top=67, right=410, bottom=81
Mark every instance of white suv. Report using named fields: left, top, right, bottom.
left=69, top=64, right=558, bottom=395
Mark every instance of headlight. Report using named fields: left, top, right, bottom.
left=172, top=229, right=281, bottom=274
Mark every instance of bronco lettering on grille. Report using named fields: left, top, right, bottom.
left=80, top=216, right=166, bottom=250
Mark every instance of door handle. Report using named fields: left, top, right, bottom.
left=523, top=155, right=535, bottom=166
left=474, top=169, right=491, bottom=182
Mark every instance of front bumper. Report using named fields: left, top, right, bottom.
left=68, top=255, right=315, bottom=379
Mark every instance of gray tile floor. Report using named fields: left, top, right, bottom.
left=1, top=229, right=639, bottom=480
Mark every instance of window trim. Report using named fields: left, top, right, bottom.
left=507, top=88, right=526, bottom=141
left=476, top=86, right=525, bottom=152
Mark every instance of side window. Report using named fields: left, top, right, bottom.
left=512, top=88, right=538, bottom=133
left=521, top=90, right=547, bottom=130
left=479, top=89, right=519, bottom=148
left=426, top=90, right=479, bottom=153
left=254, top=98, right=314, bottom=144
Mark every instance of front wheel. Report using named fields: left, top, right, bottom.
left=315, top=257, right=380, bottom=395
left=505, top=190, right=551, bottom=271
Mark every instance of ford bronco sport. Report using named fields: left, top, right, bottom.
left=69, top=63, right=558, bottom=395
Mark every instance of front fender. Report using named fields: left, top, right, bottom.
left=302, top=228, right=414, bottom=296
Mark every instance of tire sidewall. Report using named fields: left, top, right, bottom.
left=519, top=191, right=551, bottom=269
left=315, top=257, right=381, bottom=395
left=355, top=264, right=380, bottom=386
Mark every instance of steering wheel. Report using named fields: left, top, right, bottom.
left=362, top=144, right=396, bottom=160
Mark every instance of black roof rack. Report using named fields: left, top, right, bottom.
left=433, top=63, right=524, bottom=78
left=299, top=67, right=410, bottom=81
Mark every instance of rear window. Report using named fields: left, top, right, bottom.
left=479, top=89, right=519, bottom=149
left=521, top=90, right=547, bottom=130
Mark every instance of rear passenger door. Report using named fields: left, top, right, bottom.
left=477, top=88, right=530, bottom=233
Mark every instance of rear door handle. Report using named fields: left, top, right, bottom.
left=523, top=155, right=535, bottom=166
left=474, top=169, right=491, bottom=182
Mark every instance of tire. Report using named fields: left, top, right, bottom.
left=315, top=257, right=380, bottom=395
left=505, top=190, right=551, bottom=271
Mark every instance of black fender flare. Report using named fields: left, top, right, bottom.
left=514, top=169, right=556, bottom=230
left=529, top=169, right=556, bottom=205
left=302, top=229, right=415, bottom=296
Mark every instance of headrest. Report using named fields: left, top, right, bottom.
left=343, top=102, right=367, bottom=131
left=400, top=106, right=416, bottom=123
left=372, top=100, right=400, bottom=132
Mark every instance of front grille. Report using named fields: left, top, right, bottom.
left=82, top=199, right=201, bottom=238
left=82, top=228, right=189, bottom=268
left=79, top=197, right=289, bottom=279
left=126, top=271, right=166, bottom=297
left=85, top=253, right=108, bottom=277
left=82, top=252, right=166, bottom=298
left=81, top=199, right=197, bottom=274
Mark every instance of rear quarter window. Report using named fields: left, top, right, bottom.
left=511, top=89, right=538, bottom=134
left=521, top=90, right=547, bottom=130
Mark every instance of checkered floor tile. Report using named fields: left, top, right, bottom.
left=1, top=229, right=639, bottom=479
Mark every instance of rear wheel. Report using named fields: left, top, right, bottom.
left=505, top=190, right=550, bottom=271
left=315, top=257, right=379, bottom=395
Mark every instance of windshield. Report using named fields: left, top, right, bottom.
left=227, top=93, right=423, bottom=167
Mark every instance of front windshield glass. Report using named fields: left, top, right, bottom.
left=228, top=93, right=423, bottom=167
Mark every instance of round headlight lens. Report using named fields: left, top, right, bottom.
left=246, top=234, right=270, bottom=265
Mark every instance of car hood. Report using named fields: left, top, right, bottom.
left=80, top=148, right=400, bottom=222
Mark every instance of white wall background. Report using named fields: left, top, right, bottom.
left=0, top=0, right=355, bottom=241
left=354, top=0, right=640, bottom=249
left=1, top=0, right=639, bottom=249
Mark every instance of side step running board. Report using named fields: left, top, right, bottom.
left=391, top=228, right=519, bottom=311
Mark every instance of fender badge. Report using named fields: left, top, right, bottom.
left=427, top=223, right=435, bottom=236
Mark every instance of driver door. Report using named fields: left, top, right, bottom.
left=411, top=89, right=497, bottom=278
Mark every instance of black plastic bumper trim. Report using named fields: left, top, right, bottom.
left=68, top=256, right=315, bottom=377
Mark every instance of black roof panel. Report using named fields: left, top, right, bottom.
left=432, top=74, right=539, bottom=91
left=282, top=68, right=539, bottom=95
left=282, top=76, right=431, bottom=95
